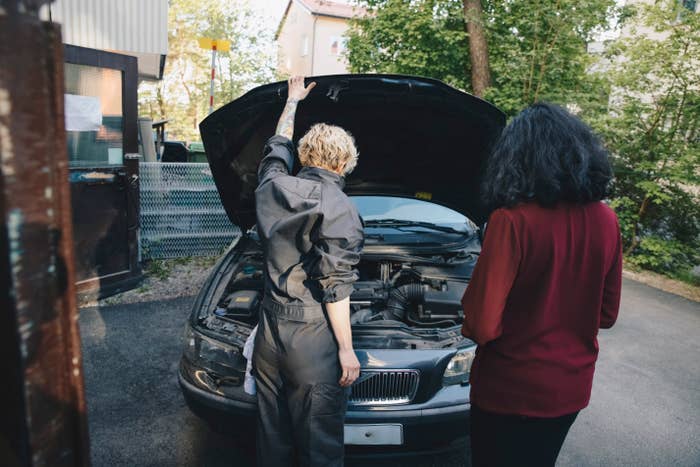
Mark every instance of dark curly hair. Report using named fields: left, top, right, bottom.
left=482, top=102, right=612, bottom=212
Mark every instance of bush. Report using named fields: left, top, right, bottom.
left=625, top=237, right=699, bottom=278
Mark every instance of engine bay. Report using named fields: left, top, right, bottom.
left=349, top=259, right=466, bottom=327
left=210, top=252, right=469, bottom=329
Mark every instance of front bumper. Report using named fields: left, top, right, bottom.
left=179, top=359, right=470, bottom=447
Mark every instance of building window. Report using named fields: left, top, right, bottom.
left=64, top=63, right=123, bottom=167
left=330, top=36, right=347, bottom=56
left=301, top=35, right=309, bottom=56
left=681, top=0, right=696, bottom=11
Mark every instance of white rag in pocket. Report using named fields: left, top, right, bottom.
left=242, top=325, right=258, bottom=395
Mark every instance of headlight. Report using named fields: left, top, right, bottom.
left=442, top=347, right=476, bottom=387
left=183, top=325, right=197, bottom=361
left=183, top=323, right=245, bottom=377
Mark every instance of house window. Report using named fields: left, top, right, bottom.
left=64, top=63, right=123, bottom=166
left=329, top=36, right=347, bottom=56
left=681, top=0, right=696, bottom=11
left=301, top=35, right=309, bottom=56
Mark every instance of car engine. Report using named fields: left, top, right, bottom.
left=212, top=254, right=467, bottom=329
left=350, top=260, right=466, bottom=327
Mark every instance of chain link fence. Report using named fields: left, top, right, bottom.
left=139, top=163, right=240, bottom=260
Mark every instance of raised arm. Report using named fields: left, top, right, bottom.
left=275, top=76, right=316, bottom=139
left=257, top=77, right=317, bottom=186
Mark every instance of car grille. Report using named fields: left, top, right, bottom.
left=349, top=370, right=420, bottom=406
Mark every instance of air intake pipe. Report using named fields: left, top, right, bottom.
left=385, top=283, right=426, bottom=320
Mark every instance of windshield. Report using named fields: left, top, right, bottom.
left=350, top=196, right=474, bottom=233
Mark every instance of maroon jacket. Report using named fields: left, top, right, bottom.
left=461, top=201, right=622, bottom=417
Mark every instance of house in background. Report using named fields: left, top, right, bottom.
left=588, top=0, right=698, bottom=55
left=276, top=0, right=366, bottom=76
left=38, top=0, right=168, bottom=301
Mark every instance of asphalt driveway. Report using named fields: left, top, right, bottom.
left=79, top=278, right=700, bottom=466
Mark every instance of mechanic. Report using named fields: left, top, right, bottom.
left=252, top=76, right=364, bottom=467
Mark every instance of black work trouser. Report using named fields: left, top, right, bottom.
left=470, top=404, right=579, bottom=467
left=253, top=300, right=347, bottom=467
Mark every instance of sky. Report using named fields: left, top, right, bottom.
left=255, top=0, right=287, bottom=26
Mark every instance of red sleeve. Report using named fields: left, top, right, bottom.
left=461, top=209, right=521, bottom=346
left=600, top=220, right=622, bottom=329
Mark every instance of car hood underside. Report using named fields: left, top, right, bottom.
left=199, top=74, right=506, bottom=229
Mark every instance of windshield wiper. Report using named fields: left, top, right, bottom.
left=363, top=218, right=466, bottom=235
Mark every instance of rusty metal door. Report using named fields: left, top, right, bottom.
left=0, top=7, right=90, bottom=466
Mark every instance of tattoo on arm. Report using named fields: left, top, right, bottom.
left=276, top=99, right=299, bottom=140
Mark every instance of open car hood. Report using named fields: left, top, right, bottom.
left=199, top=74, right=506, bottom=229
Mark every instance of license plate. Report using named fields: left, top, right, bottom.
left=344, top=424, right=403, bottom=445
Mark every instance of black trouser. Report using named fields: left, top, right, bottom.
left=253, top=299, right=347, bottom=467
left=470, top=404, right=579, bottom=467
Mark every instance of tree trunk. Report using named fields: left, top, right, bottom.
left=463, top=0, right=491, bottom=97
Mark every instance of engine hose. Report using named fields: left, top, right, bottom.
left=385, top=283, right=424, bottom=320
left=405, top=313, right=457, bottom=328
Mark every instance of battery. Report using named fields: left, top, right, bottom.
left=224, top=290, right=261, bottom=318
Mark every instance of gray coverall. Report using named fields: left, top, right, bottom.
left=252, top=135, right=364, bottom=467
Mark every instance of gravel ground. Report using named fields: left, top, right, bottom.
left=90, top=256, right=218, bottom=307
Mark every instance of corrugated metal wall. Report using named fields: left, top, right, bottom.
left=40, top=0, right=168, bottom=55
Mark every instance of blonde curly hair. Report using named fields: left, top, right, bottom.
left=298, top=123, right=358, bottom=176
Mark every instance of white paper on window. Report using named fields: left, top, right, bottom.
left=65, top=94, right=102, bottom=132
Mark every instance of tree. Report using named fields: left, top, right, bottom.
left=347, top=0, right=472, bottom=90
left=139, top=0, right=278, bottom=142
left=484, top=0, right=617, bottom=116
left=591, top=1, right=700, bottom=280
left=462, top=0, right=490, bottom=97
left=347, top=0, right=617, bottom=116
left=347, top=0, right=700, bottom=283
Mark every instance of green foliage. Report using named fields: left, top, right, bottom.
left=484, top=0, right=617, bottom=116
left=347, top=0, right=471, bottom=89
left=144, top=256, right=219, bottom=281
left=138, top=0, right=278, bottom=142
left=590, top=0, right=700, bottom=281
left=145, top=260, right=172, bottom=281
left=347, top=0, right=617, bottom=117
left=607, top=196, right=638, bottom=244
left=625, top=237, right=699, bottom=282
left=347, top=0, right=700, bottom=283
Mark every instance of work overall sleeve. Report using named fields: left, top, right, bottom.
left=310, top=193, right=364, bottom=303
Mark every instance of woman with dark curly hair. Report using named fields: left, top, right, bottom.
left=461, top=103, right=622, bottom=467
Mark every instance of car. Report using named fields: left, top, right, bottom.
left=178, top=74, right=506, bottom=449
